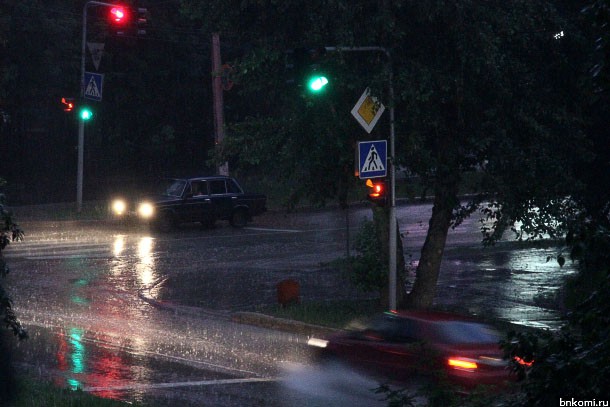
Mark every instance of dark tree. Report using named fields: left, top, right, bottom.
left=0, top=182, right=27, bottom=403
left=181, top=0, right=590, bottom=308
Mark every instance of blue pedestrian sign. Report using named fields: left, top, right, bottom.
left=358, top=140, right=387, bottom=179
left=83, top=72, right=103, bottom=102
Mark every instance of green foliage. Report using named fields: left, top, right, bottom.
left=1, top=179, right=21, bottom=404
left=393, top=1, right=590, bottom=245
left=374, top=374, right=511, bottom=407
left=493, top=3, right=610, bottom=402
left=347, top=218, right=387, bottom=293
left=502, top=225, right=610, bottom=405
left=0, top=184, right=26, bottom=340
left=583, top=0, right=610, bottom=93
left=185, top=2, right=594, bottom=318
left=374, top=384, right=418, bottom=407
left=180, top=0, right=398, bottom=209
left=220, top=47, right=372, bottom=207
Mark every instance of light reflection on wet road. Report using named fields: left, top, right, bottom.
left=3, top=202, right=575, bottom=405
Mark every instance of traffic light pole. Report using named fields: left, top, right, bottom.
left=77, top=1, right=116, bottom=212
left=325, top=46, right=398, bottom=310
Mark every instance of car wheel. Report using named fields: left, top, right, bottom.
left=230, top=208, right=248, bottom=228
left=154, top=212, right=174, bottom=232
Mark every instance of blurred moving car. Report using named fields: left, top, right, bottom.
left=308, top=310, right=526, bottom=390
left=111, top=175, right=266, bottom=231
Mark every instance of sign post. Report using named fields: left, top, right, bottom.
left=78, top=1, right=115, bottom=212
left=329, top=45, right=396, bottom=310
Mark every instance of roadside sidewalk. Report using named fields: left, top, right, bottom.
left=138, top=282, right=340, bottom=338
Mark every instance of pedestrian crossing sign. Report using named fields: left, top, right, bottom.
left=358, top=140, right=387, bottom=179
left=83, top=71, right=103, bottom=102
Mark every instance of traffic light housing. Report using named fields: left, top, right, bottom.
left=366, top=179, right=387, bottom=207
left=304, top=47, right=329, bottom=93
left=61, top=97, right=75, bottom=112
left=109, top=6, right=129, bottom=36
left=284, top=48, right=305, bottom=85
left=107, top=6, right=148, bottom=37
left=285, top=47, right=330, bottom=93
left=136, top=8, right=148, bottom=36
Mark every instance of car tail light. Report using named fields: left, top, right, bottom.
left=448, top=357, right=478, bottom=371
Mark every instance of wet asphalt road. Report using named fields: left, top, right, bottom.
left=3, top=202, right=575, bottom=405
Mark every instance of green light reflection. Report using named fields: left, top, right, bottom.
left=69, top=328, right=86, bottom=374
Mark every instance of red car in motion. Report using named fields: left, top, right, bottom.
left=308, top=310, right=521, bottom=390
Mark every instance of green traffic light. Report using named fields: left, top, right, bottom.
left=308, top=75, right=329, bottom=92
left=80, top=108, right=93, bottom=121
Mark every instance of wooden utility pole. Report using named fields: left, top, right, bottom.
left=211, top=33, right=228, bottom=176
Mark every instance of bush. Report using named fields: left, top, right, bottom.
left=347, top=218, right=388, bottom=293
left=1, top=181, right=26, bottom=404
left=503, top=224, right=610, bottom=405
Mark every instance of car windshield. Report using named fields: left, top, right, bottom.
left=430, top=321, right=501, bottom=344
left=159, top=179, right=186, bottom=197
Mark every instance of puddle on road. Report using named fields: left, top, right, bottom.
left=428, top=244, right=576, bottom=330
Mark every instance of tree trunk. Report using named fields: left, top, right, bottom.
left=405, top=178, right=458, bottom=309
left=406, top=70, right=463, bottom=309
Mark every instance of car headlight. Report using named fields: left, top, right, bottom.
left=112, top=199, right=127, bottom=216
left=307, top=338, right=328, bottom=348
left=138, top=202, right=155, bottom=219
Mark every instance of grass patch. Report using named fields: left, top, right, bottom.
left=9, top=377, right=142, bottom=407
left=254, top=299, right=382, bottom=329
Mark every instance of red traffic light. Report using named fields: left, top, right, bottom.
left=61, top=97, right=75, bottom=112
left=366, top=179, right=387, bottom=207
left=370, top=181, right=383, bottom=197
left=110, top=6, right=128, bottom=24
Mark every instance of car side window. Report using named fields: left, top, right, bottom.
left=227, top=179, right=242, bottom=194
left=368, top=315, right=418, bottom=343
left=209, top=180, right=227, bottom=195
left=191, top=181, right=208, bottom=196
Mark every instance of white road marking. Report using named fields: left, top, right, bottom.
left=83, top=377, right=279, bottom=392
left=244, top=227, right=300, bottom=233
left=5, top=242, right=111, bottom=260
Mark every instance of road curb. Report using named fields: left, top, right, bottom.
left=139, top=286, right=337, bottom=337
left=231, top=312, right=340, bottom=337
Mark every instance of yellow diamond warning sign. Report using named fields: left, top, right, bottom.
left=351, top=88, right=385, bottom=133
